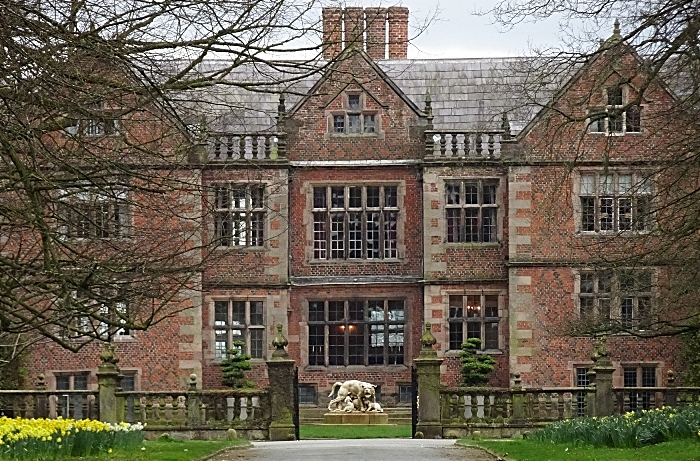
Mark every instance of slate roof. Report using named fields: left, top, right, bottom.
left=171, top=56, right=570, bottom=134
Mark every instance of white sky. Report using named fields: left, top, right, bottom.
left=347, top=0, right=593, bottom=58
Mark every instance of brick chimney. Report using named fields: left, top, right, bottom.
left=365, top=7, right=387, bottom=60
left=387, top=6, right=409, bottom=59
left=343, top=7, right=364, bottom=51
left=322, top=7, right=342, bottom=60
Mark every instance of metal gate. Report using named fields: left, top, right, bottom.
left=292, top=366, right=300, bottom=440
left=411, top=365, right=418, bottom=438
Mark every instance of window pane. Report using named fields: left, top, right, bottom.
left=621, top=298, right=634, bottom=328
left=580, top=175, right=595, bottom=195
left=120, top=375, right=135, bottom=391
left=214, top=301, right=228, bottom=326
left=348, top=212, right=362, bottom=258
left=348, top=301, right=363, bottom=321
left=232, top=301, right=245, bottom=325
left=446, top=208, right=462, bottom=243
left=299, top=385, right=316, bottom=404
left=599, top=197, right=614, bottom=230
left=580, top=274, right=594, bottom=293
left=484, top=322, right=499, bottom=349
left=641, top=367, right=656, bottom=387
left=328, top=301, right=344, bottom=322
left=581, top=197, right=596, bottom=231
left=465, top=295, right=481, bottom=318
left=608, top=86, right=623, bottom=106
left=599, top=175, right=613, bottom=195
left=618, top=175, right=633, bottom=194
left=250, top=186, right=264, bottom=209
left=388, top=324, right=404, bottom=364
left=482, top=208, right=497, bottom=243
left=313, top=212, right=327, bottom=259
left=348, top=94, right=360, bottom=110
left=250, top=329, right=264, bottom=359
left=465, top=208, right=479, bottom=242
left=366, top=187, right=380, bottom=207
left=308, top=301, right=325, bottom=322
left=484, top=296, right=498, bottom=318
left=464, top=182, right=478, bottom=204
left=73, top=375, right=88, bottom=390
left=388, top=300, right=404, bottom=322
left=56, top=376, right=70, bottom=391
left=328, top=325, right=344, bottom=365
left=446, top=183, right=460, bottom=205
left=366, top=212, right=380, bottom=258
left=384, top=187, right=398, bottom=208
left=349, top=187, right=362, bottom=208
left=368, top=324, right=384, bottom=365
left=330, top=212, right=345, bottom=259
left=623, top=368, right=637, bottom=387
left=368, top=301, right=384, bottom=321
left=348, top=324, right=364, bottom=365
left=348, top=114, right=360, bottom=133
left=331, top=187, right=344, bottom=208
left=308, top=325, right=325, bottom=365
left=619, top=198, right=632, bottom=231
left=483, top=182, right=497, bottom=205
left=383, top=211, right=397, bottom=258
left=626, top=106, right=641, bottom=132
left=449, top=296, right=463, bottom=318
left=313, top=187, right=327, bottom=209
left=364, top=114, right=375, bottom=133
left=576, top=368, right=590, bottom=387
left=250, top=301, right=264, bottom=325
left=333, top=115, right=345, bottom=133
left=466, top=322, right=481, bottom=341
left=449, top=322, right=463, bottom=350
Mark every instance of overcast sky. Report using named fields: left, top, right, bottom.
left=349, top=0, right=593, bottom=58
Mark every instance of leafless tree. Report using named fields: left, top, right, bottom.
left=488, top=1, right=700, bottom=340
left=0, top=0, right=337, bottom=368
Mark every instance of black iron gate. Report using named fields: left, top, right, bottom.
left=292, top=366, right=300, bottom=440
left=411, top=365, right=418, bottom=438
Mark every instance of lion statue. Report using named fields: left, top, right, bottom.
left=327, top=380, right=377, bottom=412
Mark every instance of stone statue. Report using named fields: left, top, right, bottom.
left=327, top=380, right=383, bottom=412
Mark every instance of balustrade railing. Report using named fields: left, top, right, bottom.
left=116, top=389, right=269, bottom=430
left=425, top=130, right=505, bottom=159
left=0, top=390, right=98, bottom=420
left=613, top=387, right=700, bottom=414
left=208, top=132, right=286, bottom=161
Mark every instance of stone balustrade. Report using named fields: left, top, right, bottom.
left=425, top=130, right=506, bottom=159
left=208, top=132, right=286, bottom=161
left=0, top=390, right=99, bottom=420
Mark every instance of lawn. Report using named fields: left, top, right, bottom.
left=56, top=439, right=249, bottom=461
left=300, top=424, right=411, bottom=439
left=467, top=438, right=700, bottom=461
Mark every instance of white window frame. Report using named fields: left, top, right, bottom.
left=213, top=183, right=266, bottom=247
left=214, top=299, right=265, bottom=361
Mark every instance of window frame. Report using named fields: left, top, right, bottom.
left=622, top=364, right=658, bottom=411
left=214, top=299, right=265, bottom=361
left=329, top=93, right=379, bottom=135
left=587, top=85, right=642, bottom=135
left=312, top=184, right=399, bottom=261
left=213, top=183, right=266, bottom=248
left=577, top=171, right=653, bottom=234
left=576, top=269, right=654, bottom=332
left=307, top=299, right=406, bottom=367
left=447, top=293, right=502, bottom=352
left=445, top=179, right=500, bottom=244
left=57, top=187, right=130, bottom=239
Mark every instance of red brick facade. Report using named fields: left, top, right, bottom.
left=27, top=9, right=686, bottom=404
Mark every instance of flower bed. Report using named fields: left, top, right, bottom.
left=0, top=417, right=144, bottom=459
left=530, top=404, right=700, bottom=448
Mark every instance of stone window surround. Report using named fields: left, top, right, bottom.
left=440, top=176, right=504, bottom=246
left=207, top=296, right=267, bottom=362
left=572, top=268, right=657, bottom=333
left=587, top=84, right=643, bottom=136
left=443, top=290, right=506, bottom=356
left=208, top=181, right=272, bottom=251
left=299, top=293, right=411, bottom=370
left=302, top=180, right=406, bottom=264
left=571, top=169, right=654, bottom=235
left=49, top=370, right=93, bottom=391
left=325, top=91, right=384, bottom=139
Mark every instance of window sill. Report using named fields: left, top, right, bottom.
left=214, top=245, right=267, bottom=251
left=308, top=258, right=402, bottom=264
left=577, top=231, right=651, bottom=237
left=587, top=132, right=642, bottom=136
left=446, top=349, right=503, bottom=356
left=329, top=133, right=379, bottom=138
left=444, top=242, right=501, bottom=248
left=304, top=364, right=408, bottom=371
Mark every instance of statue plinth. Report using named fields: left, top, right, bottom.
left=323, top=412, right=389, bottom=425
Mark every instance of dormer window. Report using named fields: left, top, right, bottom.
left=329, top=93, right=378, bottom=135
left=588, top=85, right=641, bottom=135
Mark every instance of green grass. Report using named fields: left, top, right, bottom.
left=300, top=424, right=411, bottom=439
left=468, top=438, right=700, bottom=461
left=63, top=439, right=248, bottom=461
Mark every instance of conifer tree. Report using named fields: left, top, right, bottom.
left=219, top=341, right=254, bottom=389
left=459, top=338, right=495, bottom=386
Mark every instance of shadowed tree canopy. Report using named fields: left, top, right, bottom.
left=0, top=0, right=336, bottom=367
left=487, top=1, right=700, bottom=340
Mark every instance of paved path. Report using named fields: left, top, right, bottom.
left=213, top=439, right=497, bottom=461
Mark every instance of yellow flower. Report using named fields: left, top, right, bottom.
left=108, top=448, right=113, bottom=453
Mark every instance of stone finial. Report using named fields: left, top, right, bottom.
left=99, top=343, right=119, bottom=365
left=188, top=373, right=198, bottom=391
left=501, top=112, right=511, bottom=140
left=277, top=93, right=286, bottom=126
left=271, top=324, right=289, bottom=359
left=424, top=91, right=434, bottom=130
left=667, top=369, right=675, bottom=386
left=601, top=19, right=623, bottom=47
left=36, top=374, right=46, bottom=390
left=420, top=322, right=437, bottom=350
left=613, top=19, right=620, bottom=36
left=512, top=372, right=522, bottom=389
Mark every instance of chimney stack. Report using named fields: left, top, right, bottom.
left=321, top=7, right=408, bottom=60
left=322, top=8, right=342, bottom=60
left=365, top=7, right=387, bottom=60
left=387, top=7, right=409, bottom=59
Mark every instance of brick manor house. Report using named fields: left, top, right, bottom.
left=30, top=7, right=688, bottom=405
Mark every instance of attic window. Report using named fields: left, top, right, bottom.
left=588, top=85, right=641, bottom=135
left=330, top=93, right=378, bottom=135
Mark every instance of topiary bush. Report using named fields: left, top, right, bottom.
left=219, top=341, right=254, bottom=388
left=459, top=337, right=495, bottom=386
